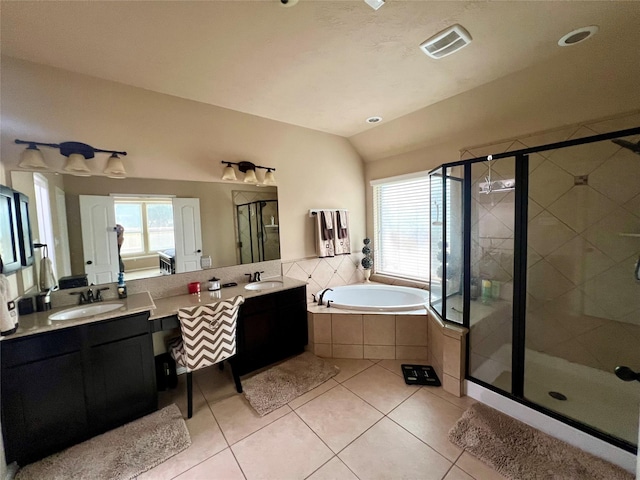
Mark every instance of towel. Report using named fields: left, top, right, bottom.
left=0, top=275, right=17, bottom=336
left=315, top=211, right=335, bottom=258
left=39, top=256, right=58, bottom=291
left=334, top=210, right=351, bottom=255
left=321, top=210, right=334, bottom=241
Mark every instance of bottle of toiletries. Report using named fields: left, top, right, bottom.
left=470, top=278, right=479, bottom=300
left=481, top=279, right=492, bottom=304
left=117, top=272, right=127, bottom=299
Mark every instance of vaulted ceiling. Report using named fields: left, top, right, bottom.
left=2, top=1, right=639, bottom=153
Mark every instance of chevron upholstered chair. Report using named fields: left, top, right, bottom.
left=169, top=295, right=244, bottom=418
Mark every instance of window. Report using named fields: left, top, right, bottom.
left=114, top=198, right=174, bottom=256
left=372, top=174, right=430, bottom=281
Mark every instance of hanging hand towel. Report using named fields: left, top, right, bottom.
left=39, top=256, right=58, bottom=291
left=0, top=275, right=17, bottom=336
left=315, top=210, right=335, bottom=257
left=334, top=210, right=351, bottom=255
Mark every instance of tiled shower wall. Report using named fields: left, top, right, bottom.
left=463, top=110, right=640, bottom=373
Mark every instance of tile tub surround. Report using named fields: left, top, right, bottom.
left=308, top=306, right=468, bottom=398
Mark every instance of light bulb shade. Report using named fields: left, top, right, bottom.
left=263, top=170, right=277, bottom=185
left=18, top=146, right=48, bottom=169
left=64, top=153, right=91, bottom=176
left=243, top=168, right=258, bottom=184
left=104, top=154, right=126, bottom=178
left=222, top=164, right=237, bottom=181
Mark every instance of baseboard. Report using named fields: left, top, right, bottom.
left=465, top=380, right=637, bottom=475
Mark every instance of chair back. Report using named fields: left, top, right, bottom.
left=176, top=295, right=244, bottom=372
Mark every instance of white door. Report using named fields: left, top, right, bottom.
left=79, top=195, right=119, bottom=285
left=172, top=198, right=202, bottom=273
left=55, top=186, right=72, bottom=277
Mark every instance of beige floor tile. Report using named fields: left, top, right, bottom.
left=288, top=378, right=339, bottom=410
left=456, top=452, right=507, bottom=480
left=329, top=358, right=375, bottom=383
left=173, top=448, right=245, bottom=480
left=307, top=457, right=359, bottom=480
left=428, top=386, right=477, bottom=410
left=140, top=380, right=228, bottom=480
left=193, top=364, right=242, bottom=405
left=388, top=388, right=465, bottom=461
left=342, top=364, right=417, bottom=414
left=232, top=412, right=333, bottom=480
left=211, top=394, right=291, bottom=445
left=339, top=418, right=452, bottom=480
left=296, top=384, right=383, bottom=453
left=444, top=465, right=476, bottom=480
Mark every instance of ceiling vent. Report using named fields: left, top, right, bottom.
left=420, top=24, right=472, bottom=59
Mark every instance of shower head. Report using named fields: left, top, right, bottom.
left=612, top=138, right=640, bottom=155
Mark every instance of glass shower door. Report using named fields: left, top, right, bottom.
left=467, top=156, right=517, bottom=393
left=523, top=133, right=640, bottom=446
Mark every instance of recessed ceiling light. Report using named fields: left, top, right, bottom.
left=366, top=116, right=382, bottom=124
left=558, top=26, right=599, bottom=46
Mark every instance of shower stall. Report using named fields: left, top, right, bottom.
left=429, top=126, right=640, bottom=452
left=236, top=200, right=280, bottom=264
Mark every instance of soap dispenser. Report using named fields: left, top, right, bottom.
left=117, top=272, right=128, bottom=299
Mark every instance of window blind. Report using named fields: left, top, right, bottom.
left=373, top=176, right=430, bottom=281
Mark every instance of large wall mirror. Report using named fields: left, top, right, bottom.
left=10, top=171, right=280, bottom=287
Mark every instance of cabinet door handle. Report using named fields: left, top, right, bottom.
left=86, top=260, right=93, bottom=265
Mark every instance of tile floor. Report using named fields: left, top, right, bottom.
left=140, top=358, right=506, bottom=480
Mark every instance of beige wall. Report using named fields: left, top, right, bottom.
left=1, top=56, right=366, bottom=265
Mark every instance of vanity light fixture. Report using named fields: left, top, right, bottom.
left=14, top=139, right=128, bottom=177
left=220, top=161, right=277, bottom=185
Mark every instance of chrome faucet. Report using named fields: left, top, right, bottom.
left=318, top=288, right=333, bottom=306
left=246, top=271, right=265, bottom=282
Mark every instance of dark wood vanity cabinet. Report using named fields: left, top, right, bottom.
left=1, top=312, right=156, bottom=465
left=234, top=286, right=308, bottom=376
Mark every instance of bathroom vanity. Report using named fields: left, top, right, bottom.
left=1, top=279, right=307, bottom=465
left=1, top=311, right=156, bottom=465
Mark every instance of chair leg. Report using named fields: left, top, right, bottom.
left=187, top=372, right=193, bottom=419
left=230, top=363, right=243, bottom=393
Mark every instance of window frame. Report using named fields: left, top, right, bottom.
left=113, top=197, right=175, bottom=257
left=371, top=172, right=431, bottom=283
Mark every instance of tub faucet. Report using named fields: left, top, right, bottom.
left=318, top=288, right=333, bottom=306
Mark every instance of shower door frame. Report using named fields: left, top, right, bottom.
left=429, top=126, right=640, bottom=453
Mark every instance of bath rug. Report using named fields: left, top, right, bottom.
left=15, top=404, right=191, bottom=480
left=243, top=351, right=339, bottom=416
left=448, top=403, right=633, bottom=480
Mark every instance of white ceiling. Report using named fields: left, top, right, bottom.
left=2, top=1, right=639, bottom=138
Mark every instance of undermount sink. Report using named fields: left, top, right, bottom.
left=244, top=280, right=284, bottom=291
left=49, top=302, right=125, bottom=321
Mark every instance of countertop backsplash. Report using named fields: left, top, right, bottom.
left=49, top=260, right=283, bottom=308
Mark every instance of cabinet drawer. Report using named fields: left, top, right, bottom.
left=1, top=328, right=82, bottom=367
left=87, top=312, right=150, bottom=346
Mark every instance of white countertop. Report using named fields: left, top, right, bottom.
left=4, top=277, right=308, bottom=340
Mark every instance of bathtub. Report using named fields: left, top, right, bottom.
left=317, top=284, right=428, bottom=312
